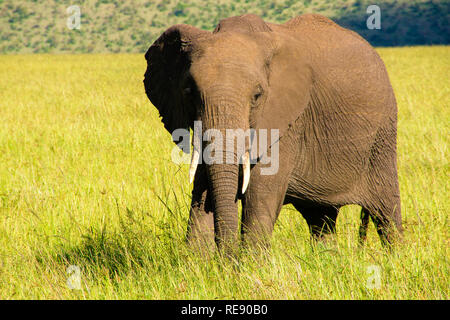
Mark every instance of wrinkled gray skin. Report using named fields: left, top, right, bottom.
left=144, top=14, right=403, bottom=253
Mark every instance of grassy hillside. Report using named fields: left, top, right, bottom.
left=0, top=0, right=449, bottom=54
left=0, top=47, right=448, bottom=299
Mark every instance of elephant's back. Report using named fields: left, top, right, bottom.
left=276, top=14, right=395, bottom=121
left=272, top=14, right=371, bottom=50
left=272, top=14, right=387, bottom=78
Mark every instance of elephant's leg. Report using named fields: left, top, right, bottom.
left=362, top=173, right=402, bottom=246
left=186, top=165, right=215, bottom=252
left=362, top=123, right=403, bottom=246
left=240, top=135, right=295, bottom=250
left=241, top=175, right=290, bottom=250
left=293, top=203, right=340, bottom=241
left=241, top=192, right=285, bottom=250
left=358, top=207, right=370, bottom=245
left=360, top=201, right=402, bottom=247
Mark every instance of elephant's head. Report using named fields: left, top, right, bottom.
left=144, top=15, right=312, bottom=249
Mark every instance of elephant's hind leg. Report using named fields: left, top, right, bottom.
left=358, top=207, right=370, bottom=245
left=293, top=203, right=340, bottom=241
left=362, top=120, right=403, bottom=246
left=360, top=202, right=402, bottom=247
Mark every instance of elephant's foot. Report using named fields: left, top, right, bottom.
left=186, top=229, right=216, bottom=255
left=360, top=204, right=403, bottom=248
left=241, top=227, right=273, bottom=255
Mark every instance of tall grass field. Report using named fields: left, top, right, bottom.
left=0, top=46, right=448, bottom=299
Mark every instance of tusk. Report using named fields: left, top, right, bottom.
left=242, top=151, right=250, bottom=194
left=189, top=128, right=201, bottom=184
left=189, top=148, right=199, bottom=184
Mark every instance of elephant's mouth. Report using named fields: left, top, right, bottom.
left=187, top=119, right=252, bottom=195
left=189, top=134, right=251, bottom=195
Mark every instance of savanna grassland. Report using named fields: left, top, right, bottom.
left=0, top=46, right=448, bottom=299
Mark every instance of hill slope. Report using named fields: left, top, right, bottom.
left=0, top=0, right=449, bottom=53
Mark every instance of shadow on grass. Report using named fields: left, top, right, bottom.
left=54, top=227, right=149, bottom=278
left=35, top=207, right=188, bottom=281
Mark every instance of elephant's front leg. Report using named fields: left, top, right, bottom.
left=241, top=159, right=292, bottom=250
left=186, top=164, right=215, bottom=252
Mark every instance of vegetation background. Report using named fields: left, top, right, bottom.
left=0, top=0, right=448, bottom=300
left=0, top=0, right=449, bottom=54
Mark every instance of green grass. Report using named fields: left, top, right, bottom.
left=0, top=47, right=448, bottom=299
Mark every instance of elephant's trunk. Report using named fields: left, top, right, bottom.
left=200, top=99, right=247, bottom=252
left=207, top=156, right=239, bottom=252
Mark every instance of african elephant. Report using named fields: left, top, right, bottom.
left=143, top=14, right=403, bottom=252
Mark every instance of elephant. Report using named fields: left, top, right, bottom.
left=143, top=14, right=403, bottom=253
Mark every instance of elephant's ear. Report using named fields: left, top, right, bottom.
left=252, top=35, right=313, bottom=143
left=143, top=24, right=209, bottom=139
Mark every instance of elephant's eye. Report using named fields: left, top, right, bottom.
left=252, top=86, right=264, bottom=105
